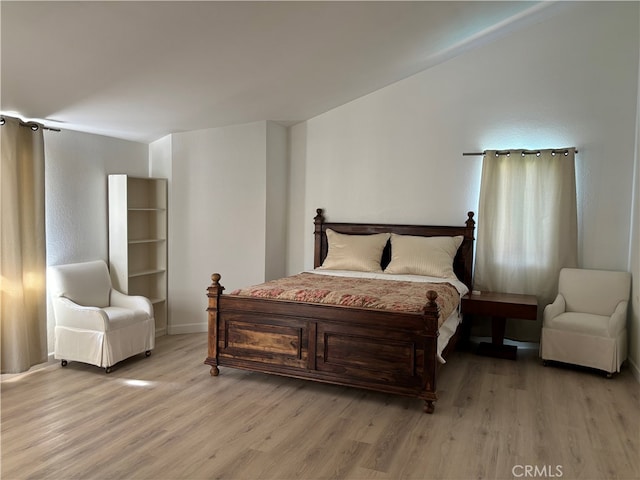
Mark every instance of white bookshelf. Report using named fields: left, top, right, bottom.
left=108, top=174, right=168, bottom=336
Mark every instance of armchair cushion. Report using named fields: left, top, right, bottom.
left=544, top=312, right=610, bottom=337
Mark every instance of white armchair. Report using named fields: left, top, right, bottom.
left=540, top=267, right=631, bottom=376
left=49, top=260, right=155, bottom=373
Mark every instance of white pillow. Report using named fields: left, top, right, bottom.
left=384, top=234, right=463, bottom=278
left=319, top=229, right=390, bottom=273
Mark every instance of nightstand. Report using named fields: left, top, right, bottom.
left=462, top=291, right=538, bottom=360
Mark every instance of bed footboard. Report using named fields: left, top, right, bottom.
left=205, top=273, right=442, bottom=413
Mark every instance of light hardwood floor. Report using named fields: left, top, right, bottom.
left=1, top=333, right=638, bottom=480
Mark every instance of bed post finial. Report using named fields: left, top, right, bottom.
left=466, top=211, right=475, bottom=229
left=314, top=208, right=325, bottom=268
left=423, top=290, right=440, bottom=333
left=425, top=290, right=439, bottom=309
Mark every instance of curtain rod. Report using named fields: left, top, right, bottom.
left=0, top=116, right=61, bottom=132
left=463, top=148, right=577, bottom=156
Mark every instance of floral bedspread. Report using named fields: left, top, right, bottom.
left=230, top=272, right=460, bottom=325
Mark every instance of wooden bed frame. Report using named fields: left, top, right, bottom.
left=205, top=209, right=475, bottom=413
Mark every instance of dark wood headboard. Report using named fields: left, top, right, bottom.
left=313, top=209, right=476, bottom=290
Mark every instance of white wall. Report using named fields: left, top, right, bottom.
left=290, top=2, right=639, bottom=343
left=287, top=122, right=308, bottom=275
left=149, top=134, right=172, bottom=178
left=45, top=130, right=149, bottom=266
left=265, top=121, right=289, bottom=281
left=44, top=129, right=149, bottom=351
left=152, top=121, right=288, bottom=334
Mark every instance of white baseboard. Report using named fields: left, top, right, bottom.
left=167, top=322, right=207, bottom=335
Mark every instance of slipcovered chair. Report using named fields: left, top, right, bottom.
left=49, top=260, right=155, bottom=373
left=540, top=267, right=631, bottom=377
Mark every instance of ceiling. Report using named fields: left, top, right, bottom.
left=1, top=1, right=556, bottom=144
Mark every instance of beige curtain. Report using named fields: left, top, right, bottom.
left=474, top=149, right=578, bottom=341
left=0, top=117, right=47, bottom=373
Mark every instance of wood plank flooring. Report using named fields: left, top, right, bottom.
left=2, top=333, right=638, bottom=480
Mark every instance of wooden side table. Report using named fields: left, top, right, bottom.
left=461, top=291, right=538, bottom=360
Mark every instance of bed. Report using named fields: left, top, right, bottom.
left=205, top=209, right=475, bottom=413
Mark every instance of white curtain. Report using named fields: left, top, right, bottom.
left=474, top=149, right=578, bottom=341
left=0, top=116, right=48, bottom=373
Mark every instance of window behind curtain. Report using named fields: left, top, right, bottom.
left=473, top=149, right=578, bottom=337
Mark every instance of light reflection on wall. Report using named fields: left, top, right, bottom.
left=479, top=124, right=573, bottom=152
